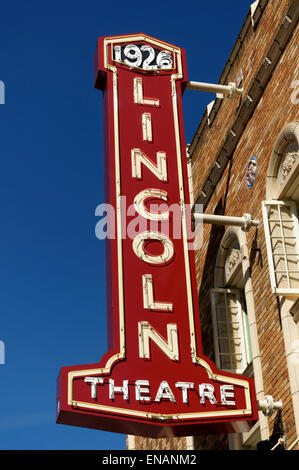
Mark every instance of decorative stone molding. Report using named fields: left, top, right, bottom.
left=266, top=121, right=299, bottom=200
left=224, top=248, right=242, bottom=282
left=214, top=227, right=242, bottom=288
left=279, top=150, right=299, bottom=182
left=290, top=298, right=299, bottom=323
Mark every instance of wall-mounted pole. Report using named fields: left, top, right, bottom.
left=258, top=395, right=282, bottom=417
left=186, top=81, right=243, bottom=98
left=193, top=212, right=259, bottom=232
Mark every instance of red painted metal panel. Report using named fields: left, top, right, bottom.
left=56, top=33, right=258, bottom=437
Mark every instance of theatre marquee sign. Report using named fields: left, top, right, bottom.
left=56, top=34, right=258, bottom=437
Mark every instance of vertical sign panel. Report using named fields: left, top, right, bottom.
left=56, top=34, right=258, bottom=437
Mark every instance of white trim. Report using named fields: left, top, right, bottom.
left=250, top=1, right=260, bottom=26
left=127, top=435, right=136, bottom=450
left=287, top=435, right=299, bottom=451
left=214, top=227, right=269, bottom=440
left=186, top=436, right=194, bottom=450
left=262, top=200, right=299, bottom=298
left=210, top=288, right=249, bottom=374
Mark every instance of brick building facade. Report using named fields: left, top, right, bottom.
left=128, top=0, right=299, bottom=450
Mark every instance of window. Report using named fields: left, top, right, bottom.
left=211, top=230, right=252, bottom=374
left=210, top=288, right=252, bottom=374
left=263, top=121, right=299, bottom=440
left=262, top=200, right=299, bottom=299
left=263, top=122, right=299, bottom=300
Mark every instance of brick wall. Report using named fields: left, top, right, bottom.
left=130, top=0, right=299, bottom=450
left=191, top=0, right=298, bottom=450
left=130, top=436, right=188, bottom=450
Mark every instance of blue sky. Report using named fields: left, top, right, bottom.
left=0, top=0, right=250, bottom=450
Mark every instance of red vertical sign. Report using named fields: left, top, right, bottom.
left=56, top=34, right=258, bottom=437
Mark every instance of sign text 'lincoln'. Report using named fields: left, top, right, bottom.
left=56, top=34, right=258, bottom=437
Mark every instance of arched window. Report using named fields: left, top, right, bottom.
left=263, top=122, right=299, bottom=300
left=210, top=229, right=252, bottom=374
left=263, top=121, right=299, bottom=437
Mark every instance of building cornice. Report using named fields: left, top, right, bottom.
left=190, top=0, right=298, bottom=210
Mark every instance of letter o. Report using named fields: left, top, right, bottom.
left=133, top=188, right=169, bottom=221
left=132, top=231, right=174, bottom=265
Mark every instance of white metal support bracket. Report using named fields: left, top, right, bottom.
left=193, top=212, right=259, bottom=232
left=186, top=80, right=243, bottom=99
left=257, top=395, right=282, bottom=417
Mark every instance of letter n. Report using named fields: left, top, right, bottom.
left=138, top=322, right=179, bottom=361
left=131, top=149, right=167, bottom=181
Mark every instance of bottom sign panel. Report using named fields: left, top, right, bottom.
left=57, top=354, right=258, bottom=438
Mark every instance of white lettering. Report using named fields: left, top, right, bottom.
left=131, top=148, right=167, bottom=181
left=175, top=382, right=194, bottom=404
left=220, top=384, right=236, bottom=405
left=132, top=230, right=174, bottom=265
left=142, top=112, right=152, bottom=141
left=0, top=81, right=4, bottom=105
left=138, top=321, right=179, bottom=361
left=102, top=455, right=137, bottom=467
left=154, top=380, right=176, bottom=403
left=133, top=77, right=160, bottom=107
left=133, top=188, right=169, bottom=221
left=109, top=379, right=129, bottom=401
left=0, top=340, right=5, bottom=364
left=199, top=383, right=217, bottom=404
left=142, top=274, right=173, bottom=311
left=84, top=377, right=104, bottom=398
left=83, top=377, right=236, bottom=408
left=290, top=79, right=299, bottom=105
left=135, top=380, right=151, bottom=402
left=95, top=203, right=115, bottom=240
